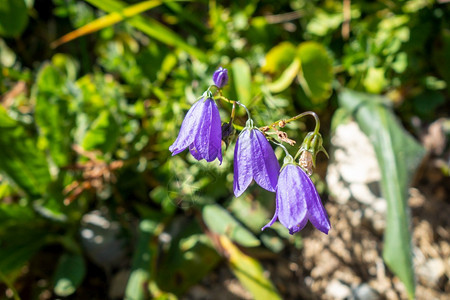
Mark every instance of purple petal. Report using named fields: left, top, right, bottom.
left=213, top=67, right=228, bottom=88
left=261, top=202, right=278, bottom=231
left=298, top=168, right=331, bottom=234
left=251, top=130, right=280, bottom=193
left=276, top=164, right=307, bottom=234
left=233, top=129, right=253, bottom=197
left=189, top=98, right=222, bottom=163
left=169, top=100, right=204, bottom=155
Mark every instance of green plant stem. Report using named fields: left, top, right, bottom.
left=265, top=111, right=320, bottom=135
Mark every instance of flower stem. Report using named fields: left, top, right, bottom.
left=216, top=95, right=252, bottom=121
left=264, top=111, right=320, bottom=135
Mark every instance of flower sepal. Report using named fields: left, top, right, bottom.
left=296, top=131, right=328, bottom=175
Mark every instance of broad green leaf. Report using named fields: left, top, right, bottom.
left=0, top=0, right=28, bottom=37
left=231, top=58, right=252, bottom=106
left=220, top=235, right=281, bottom=300
left=339, top=89, right=425, bottom=299
left=125, top=219, right=162, bottom=300
left=267, top=58, right=300, bottom=93
left=85, top=0, right=206, bottom=61
left=34, top=64, right=74, bottom=167
left=82, top=110, right=120, bottom=153
left=0, top=107, right=51, bottom=197
left=53, top=253, right=86, bottom=297
left=203, top=204, right=260, bottom=247
left=0, top=203, right=35, bottom=231
left=0, top=230, right=46, bottom=276
left=297, top=41, right=333, bottom=104
left=262, top=41, right=297, bottom=74
left=52, top=1, right=162, bottom=48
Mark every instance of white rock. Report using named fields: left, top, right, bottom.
left=326, top=279, right=352, bottom=299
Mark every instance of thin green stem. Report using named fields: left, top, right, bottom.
left=269, top=138, right=291, bottom=158
left=216, top=96, right=252, bottom=121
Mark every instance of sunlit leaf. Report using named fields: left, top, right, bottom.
left=297, top=41, right=333, bottom=103
left=339, top=89, right=425, bottom=299
left=262, top=41, right=297, bottom=74
left=220, top=235, right=281, bottom=300
left=231, top=58, right=252, bottom=107
left=85, top=0, right=206, bottom=60
left=52, top=1, right=162, bottom=48
left=203, top=204, right=260, bottom=247
left=267, top=58, right=300, bottom=93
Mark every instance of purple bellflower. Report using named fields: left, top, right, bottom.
left=213, top=67, right=228, bottom=88
left=169, top=98, right=222, bottom=163
left=262, top=163, right=330, bottom=235
left=233, top=123, right=280, bottom=197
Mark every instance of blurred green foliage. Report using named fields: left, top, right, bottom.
left=0, top=0, right=448, bottom=299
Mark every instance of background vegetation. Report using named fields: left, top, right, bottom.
left=0, top=0, right=448, bottom=299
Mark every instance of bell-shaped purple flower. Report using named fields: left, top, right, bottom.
left=262, top=163, right=330, bottom=235
left=169, top=98, right=222, bottom=163
left=233, top=127, right=280, bottom=197
left=213, top=67, right=228, bottom=88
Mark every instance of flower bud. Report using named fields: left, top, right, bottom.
left=296, top=132, right=328, bottom=173
left=213, top=67, right=228, bottom=88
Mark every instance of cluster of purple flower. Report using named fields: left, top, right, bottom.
left=169, top=67, right=330, bottom=235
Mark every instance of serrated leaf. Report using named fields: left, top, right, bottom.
left=0, top=107, right=51, bottom=197
left=338, top=89, right=425, bottom=299
left=0, top=0, right=28, bottom=37
left=231, top=58, right=252, bottom=106
left=220, top=235, right=281, bottom=300
left=53, top=253, right=86, bottom=297
left=203, top=204, right=260, bottom=247
left=297, top=41, right=333, bottom=103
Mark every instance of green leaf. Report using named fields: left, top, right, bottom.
left=267, top=58, right=300, bottom=93
left=202, top=204, right=260, bottom=247
left=262, top=41, right=297, bottom=74
left=0, top=230, right=46, bottom=276
left=297, top=41, right=334, bottom=103
left=52, top=0, right=162, bottom=48
left=363, top=67, right=387, bottom=94
left=82, top=110, right=120, bottom=153
left=231, top=58, right=252, bottom=107
left=34, top=64, right=74, bottom=167
left=53, top=253, right=86, bottom=297
left=84, top=0, right=206, bottom=61
left=220, top=236, right=281, bottom=300
left=0, top=106, right=51, bottom=197
left=0, top=0, right=28, bottom=37
left=156, top=218, right=221, bottom=296
left=338, top=89, right=426, bottom=299
left=125, top=219, right=161, bottom=300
